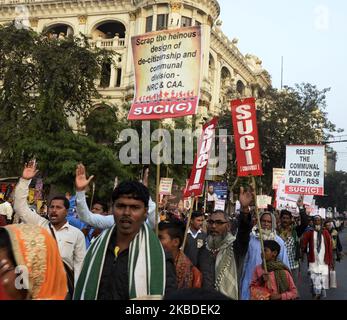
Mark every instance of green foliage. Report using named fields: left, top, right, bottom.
left=0, top=24, right=124, bottom=200
left=316, top=171, right=347, bottom=212
left=217, top=83, right=341, bottom=195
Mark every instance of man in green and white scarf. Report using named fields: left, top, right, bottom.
left=73, top=165, right=177, bottom=300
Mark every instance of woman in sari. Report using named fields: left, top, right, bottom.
left=0, top=224, right=67, bottom=300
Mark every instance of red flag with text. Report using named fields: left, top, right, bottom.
left=231, top=98, right=263, bottom=177
left=184, top=117, right=218, bottom=197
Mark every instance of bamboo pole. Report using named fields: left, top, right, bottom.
left=155, top=121, right=162, bottom=236
left=203, top=181, right=208, bottom=214
left=90, top=182, right=95, bottom=209
left=251, top=176, right=268, bottom=274
left=181, top=197, right=195, bottom=251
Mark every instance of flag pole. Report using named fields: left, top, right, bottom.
left=155, top=120, right=162, bottom=236
left=181, top=196, right=195, bottom=251
left=251, top=176, right=268, bottom=274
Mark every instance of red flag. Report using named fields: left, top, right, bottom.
left=231, top=98, right=263, bottom=177
left=184, top=117, right=218, bottom=198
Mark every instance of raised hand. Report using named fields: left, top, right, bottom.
left=75, top=163, right=94, bottom=192
left=142, top=167, right=149, bottom=187
left=239, top=186, right=253, bottom=212
left=297, top=194, right=304, bottom=208
left=22, top=159, right=39, bottom=180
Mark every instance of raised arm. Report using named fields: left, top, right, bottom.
left=295, top=196, right=309, bottom=237
left=234, top=186, right=253, bottom=258
left=13, top=160, right=46, bottom=226
left=75, top=163, right=114, bottom=229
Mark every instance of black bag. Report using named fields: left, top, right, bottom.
left=48, top=224, right=75, bottom=298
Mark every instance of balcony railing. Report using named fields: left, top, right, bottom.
left=89, top=38, right=125, bottom=49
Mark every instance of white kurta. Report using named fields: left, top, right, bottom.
left=308, top=231, right=329, bottom=289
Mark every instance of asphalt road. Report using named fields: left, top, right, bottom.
left=298, top=225, right=347, bottom=300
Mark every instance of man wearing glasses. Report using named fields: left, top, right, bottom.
left=197, top=187, right=253, bottom=300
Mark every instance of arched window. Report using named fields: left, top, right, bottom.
left=236, top=80, right=245, bottom=96
left=92, top=20, right=126, bottom=40
left=44, top=23, right=74, bottom=38
left=221, top=67, right=232, bottom=87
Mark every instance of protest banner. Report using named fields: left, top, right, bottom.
left=285, top=145, right=325, bottom=195
left=272, top=168, right=286, bottom=190
left=231, top=98, right=263, bottom=177
left=276, top=176, right=314, bottom=211
left=319, top=208, right=326, bottom=219
left=184, top=117, right=218, bottom=198
left=214, top=199, right=226, bottom=211
left=257, top=195, right=272, bottom=209
left=128, top=26, right=202, bottom=120
left=159, top=178, right=173, bottom=195
left=207, top=181, right=228, bottom=200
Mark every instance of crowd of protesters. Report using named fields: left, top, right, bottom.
left=0, top=160, right=344, bottom=300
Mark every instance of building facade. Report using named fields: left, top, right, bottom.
left=0, top=0, right=271, bottom=128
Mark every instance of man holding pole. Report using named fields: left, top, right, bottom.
left=196, top=187, right=253, bottom=300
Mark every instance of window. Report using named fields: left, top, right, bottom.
left=157, top=14, right=168, bottom=31
left=195, top=20, right=201, bottom=26
left=181, top=16, right=192, bottom=27
left=145, top=16, right=153, bottom=33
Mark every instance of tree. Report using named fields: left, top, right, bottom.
left=316, top=171, right=347, bottom=212
left=0, top=24, right=126, bottom=199
left=216, top=83, right=341, bottom=195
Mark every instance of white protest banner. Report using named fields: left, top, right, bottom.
left=128, top=26, right=202, bottom=120
left=276, top=176, right=314, bottom=211
left=285, top=145, right=325, bottom=196
left=257, top=195, right=272, bottom=209
left=214, top=199, right=226, bottom=211
left=319, top=208, right=326, bottom=219
left=272, top=168, right=286, bottom=190
left=159, top=178, right=174, bottom=195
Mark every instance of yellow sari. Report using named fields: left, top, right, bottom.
left=5, top=224, right=67, bottom=300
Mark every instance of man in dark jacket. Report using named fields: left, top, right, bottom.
left=184, top=211, right=207, bottom=266
left=197, top=187, right=253, bottom=300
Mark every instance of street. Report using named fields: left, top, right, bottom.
left=298, top=225, right=347, bottom=300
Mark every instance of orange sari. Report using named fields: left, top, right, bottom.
left=5, top=224, right=67, bottom=300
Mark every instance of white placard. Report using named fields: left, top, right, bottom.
left=257, top=195, right=272, bottom=209
left=272, top=168, right=286, bottom=190
left=285, top=145, right=325, bottom=195
left=214, top=199, right=226, bottom=211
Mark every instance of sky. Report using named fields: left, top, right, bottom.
left=219, top=0, right=347, bottom=171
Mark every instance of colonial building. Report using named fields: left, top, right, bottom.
left=0, top=0, right=271, bottom=128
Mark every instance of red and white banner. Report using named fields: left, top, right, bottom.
left=128, top=26, right=202, bottom=120
left=231, top=98, right=263, bottom=177
left=184, top=117, right=218, bottom=198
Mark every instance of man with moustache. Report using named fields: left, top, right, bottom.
left=13, top=160, right=86, bottom=297
left=73, top=165, right=177, bottom=300
left=197, top=187, right=253, bottom=300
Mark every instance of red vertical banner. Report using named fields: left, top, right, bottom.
left=184, top=117, right=218, bottom=198
left=231, top=98, right=263, bottom=177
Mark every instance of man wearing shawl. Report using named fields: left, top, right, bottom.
left=0, top=224, right=67, bottom=300
left=240, top=211, right=290, bottom=300
left=197, top=187, right=253, bottom=300
left=73, top=165, right=176, bottom=300
left=301, top=215, right=333, bottom=299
